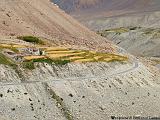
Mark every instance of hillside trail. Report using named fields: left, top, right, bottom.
left=0, top=59, right=139, bottom=86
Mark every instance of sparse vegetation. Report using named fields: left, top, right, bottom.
left=97, top=26, right=142, bottom=37
left=52, top=92, right=73, bottom=120
left=23, top=57, right=71, bottom=70
left=142, top=28, right=160, bottom=39
left=22, top=61, right=35, bottom=70
left=17, top=36, right=44, bottom=44
left=46, top=84, right=73, bottom=120
left=129, top=26, right=141, bottom=30
left=98, top=27, right=160, bottom=40
left=0, top=52, right=14, bottom=65
left=143, top=28, right=155, bottom=35
left=149, top=58, right=160, bottom=66
left=0, top=52, right=24, bottom=79
left=11, top=64, right=24, bottom=79
left=32, top=58, right=53, bottom=64
left=10, top=47, right=19, bottom=53
left=32, top=57, right=70, bottom=65
left=0, top=44, right=19, bottom=53
left=52, top=59, right=71, bottom=65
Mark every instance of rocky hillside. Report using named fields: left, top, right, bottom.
left=85, top=11, right=160, bottom=31
left=0, top=0, right=160, bottom=120
left=97, top=26, right=160, bottom=57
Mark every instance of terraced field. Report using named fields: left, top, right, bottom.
left=0, top=43, right=128, bottom=67
left=28, top=47, right=128, bottom=63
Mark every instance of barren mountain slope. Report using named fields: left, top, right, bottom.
left=86, top=11, right=160, bottom=30
left=98, top=26, right=160, bottom=57
left=52, top=0, right=160, bottom=20
left=0, top=0, right=114, bottom=52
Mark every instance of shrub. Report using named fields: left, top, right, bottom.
left=23, top=61, right=35, bottom=70
left=22, top=58, right=70, bottom=70
left=32, top=58, right=53, bottom=64
left=52, top=59, right=70, bottom=65
left=10, top=47, right=19, bottom=53
left=0, top=53, right=13, bottom=65
left=31, top=57, right=70, bottom=65
left=17, top=36, right=44, bottom=44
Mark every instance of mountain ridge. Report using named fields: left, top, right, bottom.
left=52, top=0, right=160, bottom=17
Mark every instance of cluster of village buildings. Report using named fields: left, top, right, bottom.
left=3, top=47, right=45, bottom=62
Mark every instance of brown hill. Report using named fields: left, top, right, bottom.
left=0, top=0, right=114, bottom=52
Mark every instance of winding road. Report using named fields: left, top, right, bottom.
left=0, top=60, right=139, bottom=87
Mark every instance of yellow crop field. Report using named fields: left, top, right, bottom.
left=68, top=56, right=84, bottom=60
left=74, top=58, right=94, bottom=63
left=46, top=50, right=76, bottom=54
left=45, top=47, right=69, bottom=51
left=94, top=56, right=103, bottom=60
left=0, top=44, right=25, bottom=48
left=0, top=43, right=128, bottom=64
left=24, top=56, right=46, bottom=61
left=47, top=52, right=85, bottom=58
